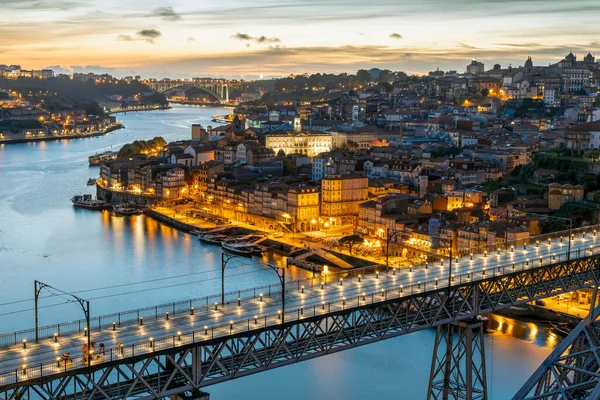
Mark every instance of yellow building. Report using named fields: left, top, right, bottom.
left=287, top=187, right=320, bottom=231
left=265, top=132, right=331, bottom=157
left=321, top=174, right=369, bottom=225
left=548, top=183, right=584, bottom=211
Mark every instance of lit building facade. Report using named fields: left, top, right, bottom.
left=321, top=174, right=369, bottom=226
left=265, top=132, right=332, bottom=157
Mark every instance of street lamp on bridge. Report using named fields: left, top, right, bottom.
left=34, top=281, right=91, bottom=370
left=220, top=252, right=287, bottom=322
left=512, top=211, right=573, bottom=263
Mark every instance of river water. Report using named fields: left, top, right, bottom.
left=0, top=104, right=555, bottom=399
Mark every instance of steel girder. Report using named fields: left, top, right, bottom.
left=2, top=256, right=600, bottom=400
left=427, top=320, right=488, bottom=400
left=514, top=302, right=600, bottom=400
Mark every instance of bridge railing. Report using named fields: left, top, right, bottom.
left=2, top=246, right=598, bottom=388
left=1, top=225, right=597, bottom=348
left=441, top=224, right=600, bottom=260
left=0, top=280, right=281, bottom=348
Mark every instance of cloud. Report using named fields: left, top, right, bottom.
left=187, top=37, right=196, bottom=42
left=117, top=29, right=161, bottom=43
left=231, top=33, right=253, bottom=41
left=152, top=6, right=181, bottom=21
left=389, top=33, right=402, bottom=39
left=137, top=29, right=161, bottom=43
left=256, top=36, right=280, bottom=43
left=231, top=32, right=281, bottom=44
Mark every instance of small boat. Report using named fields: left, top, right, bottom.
left=222, top=241, right=266, bottom=256
left=71, top=194, right=109, bottom=210
left=112, top=204, right=143, bottom=216
left=87, top=178, right=97, bottom=186
left=198, top=234, right=228, bottom=245
left=550, top=322, right=571, bottom=337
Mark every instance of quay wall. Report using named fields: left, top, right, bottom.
left=107, top=104, right=171, bottom=115
left=96, top=185, right=173, bottom=207
left=0, top=123, right=123, bottom=145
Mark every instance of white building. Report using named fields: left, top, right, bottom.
left=265, top=132, right=332, bottom=157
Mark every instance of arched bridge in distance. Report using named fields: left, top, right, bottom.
left=2, top=225, right=600, bottom=399
left=149, top=81, right=230, bottom=104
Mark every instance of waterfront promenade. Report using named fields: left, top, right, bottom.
left=1, top=225, right=598, bottom=388
left=0, top=123, right=123, bottom=145
left=107, top=104, right=171, bottom=115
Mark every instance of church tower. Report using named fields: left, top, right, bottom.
left=524, top=57, right=533, bottom=73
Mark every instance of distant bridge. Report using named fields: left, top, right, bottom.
left=2, top=225, right=600, bottom=399
left=148, top=81, right=230, bottom=104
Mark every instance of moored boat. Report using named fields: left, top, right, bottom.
left=71, top=194, right=109, bottom=210
left=198, top=234, right=228, bottom=245
left=87, top=178, right=97, bottom=186
left=222, top=241, right=266, bottom=256
left=550, top=321, right=571, bottom=337
left=112, top=204, right=143, bottom=216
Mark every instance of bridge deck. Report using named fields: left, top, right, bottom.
left=1, top=229, right=599, bottom=388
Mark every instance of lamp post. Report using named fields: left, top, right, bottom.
left=435, top=237, right=453, bottom=289
left=385, top=228, right=402, bottom=274
left=221, top=252, right=242, bottom=306
left=34, top=281, right=91, bottom=370
left=514, top=211, right=573, bottom=264
left=310, top=219, right=317, bottom=245
left=266, top=262, right=286, bottom=323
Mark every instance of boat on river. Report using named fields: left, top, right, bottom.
left=198, top=233, right=228, bottom=245
left=71, top=194, right=110, bottom=210
left=87, top=178, right=97, bottom=186
left=550, top=322, right=571, bottom=337
left=222, top=241, right=266, bottom=256
left=112, top=204, right=143, bottom=216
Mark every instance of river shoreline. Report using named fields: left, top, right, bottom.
left=168, top=100, right=236, bottom=109
left=0, top=123, right=124, bottom=145
left=107, top=104, right=172, bottom=115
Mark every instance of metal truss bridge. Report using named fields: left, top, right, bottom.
left=2, top=225, right=600, bottom=399
left=148, top=81, right=230, bottom=104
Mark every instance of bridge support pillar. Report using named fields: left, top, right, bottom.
left=427, top=319, right=488, bottom=400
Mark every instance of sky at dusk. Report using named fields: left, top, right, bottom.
left=1, top=0, right=600, bottom=79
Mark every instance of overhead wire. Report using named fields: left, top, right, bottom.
left=84, top=267, right=280, bottom=301
left=0, top=260, right=260, bottom=308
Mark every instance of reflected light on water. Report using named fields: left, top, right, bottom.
left=488, top=314, right=557, bottom=349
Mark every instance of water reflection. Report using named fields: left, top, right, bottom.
left=0, top=105, right=557, bottom=399
left=488, top=314, right=559, bottom=349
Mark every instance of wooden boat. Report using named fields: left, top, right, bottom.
left=550, top=322, right=571, bottom=337
left=87, top=178, right=97, bottom=186
left=222, top=241, right=266, bottom=256
left=198, top=234, right=228, bottom=245
left=112, top=204, right=143, bottom=216
left=71, top=194, right=109, bottom=210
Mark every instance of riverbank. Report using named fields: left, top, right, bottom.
left=144, top=205, right=385, bottom=272
left=0, top=123, right=124, bottom=145
left=168, top=100, right=236, bottom=108
left=107, top=104, right=172, bottom=114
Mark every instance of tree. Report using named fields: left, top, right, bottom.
left=338, top=234, right=364, bottom=255
left=481, top=88, right=489, bottom=97
left=277, top=149, right=286, bottom=157
left=356, top=69, right=371, bottom=83
left=378, top=81, right=393, bottom=93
